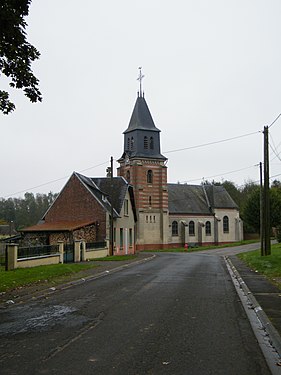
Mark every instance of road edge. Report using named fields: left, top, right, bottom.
left=225, top=256, right=281, bottom=373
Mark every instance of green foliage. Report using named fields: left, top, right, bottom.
left=238, top=243, right=281, bottom=287
left=241, top=185, right=260, bottom=233
left=0, top=263, right=98, bottom=292
left=275, top=225, right=281, bottom=243
left=0, top=192, right=58, bottom=230
left=0, top=0, right=42, bottom=114
left=93, top=255, right=137, bottom=261
left=241, top=183, right=281, bottom=233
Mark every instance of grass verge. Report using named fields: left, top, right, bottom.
left=0, top=263, right=99, bottom=293
left=238, top=242, right=281, bottom=288
left=145, top=240, right=259, bottom=253
left=93, top=255, right=137, bottom=261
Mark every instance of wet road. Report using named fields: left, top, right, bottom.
left=0, top=252, right=270, bottom=374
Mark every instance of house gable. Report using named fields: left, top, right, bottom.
left=44, top=173, right=106, bottom=224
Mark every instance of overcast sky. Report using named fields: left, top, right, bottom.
left=1, top=0, right=281, bottom=198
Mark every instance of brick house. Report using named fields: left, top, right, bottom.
left=22, top=172, right=137, bottom=254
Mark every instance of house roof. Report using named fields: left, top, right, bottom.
left=0, top=224, right=17, bottom=236
left=168, top=184, right=238, bottom=214
left=21, top=220, right=96, bottom=232
left=75, top=173, right=130, bottom=217
left=91, top=177, right=128, bottom=215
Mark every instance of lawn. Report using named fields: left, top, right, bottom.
left=93, top=255, right=137, bottom=261
left=146, top=239, right=259, bottom=253
left=0, top=262, right=99, bottom=293
left=238, top=242, right=281, bottom=288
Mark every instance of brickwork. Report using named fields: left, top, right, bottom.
left=45, top=174, right=106, bottom=238
left=118, top=159, right=168, bottom=211
left=118, top=157, right=169, bottom=249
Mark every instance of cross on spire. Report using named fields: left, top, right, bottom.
left=137, top=67, right=145, bottom=97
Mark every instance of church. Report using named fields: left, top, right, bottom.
left=22, top=79, right=243, bottom=252
left=117, top=89, right=243, bottom=250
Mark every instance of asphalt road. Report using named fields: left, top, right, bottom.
left=0, top=252, right=271, bottom=375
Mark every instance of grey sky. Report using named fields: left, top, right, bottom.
left=1, top=0, right=281, bottom=198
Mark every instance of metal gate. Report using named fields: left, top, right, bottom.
left=63, top=243, right=74, bottom=263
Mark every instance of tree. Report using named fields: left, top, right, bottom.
left=0, top=0, right=42, bottom=114
left=242, top=185, right=281, bottom=233
left=0, top=192, right=57, bottom=230
left=241, top=186, right=260, bottom=233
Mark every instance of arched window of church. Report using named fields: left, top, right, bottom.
left=223, top=216, right=229, bottom=233
left=127, top=137, right=130, bottom=150
left=189, top=221, right=195, bottom=236
left=147, top=170, right=153, bottom=184
left=149, top=196, right=152, bottom=207
left=172, top=221, right=178, bottom=236
left=150, top=137, right=154, bottom=149
left=144, top=136, right=148, bottom=149
left=205, top=221, right=211, bottom=236
left=126, top=170, right=130, bottom=183
left=131, top=137, right=134, bottom=150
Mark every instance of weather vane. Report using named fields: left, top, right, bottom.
left=137, top=67, right=144, bottom=97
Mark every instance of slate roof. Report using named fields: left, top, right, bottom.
left=204, top=185, right=238, bottom=209
left=123, top=96, right=161, bottom=134
left=168, top=184, right=238, bottom=214
left=75, top=173, right=131, bottom=218
left=91, top=177, right=129, bottom=215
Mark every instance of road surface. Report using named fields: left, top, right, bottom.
left=0, top=250, right=271, bottom=374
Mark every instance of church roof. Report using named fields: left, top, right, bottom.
left=123, top=95, right=161, bottom=134
left=168, top=184, right=238, bottom=214
left=204, top=184, right=238, bottom=209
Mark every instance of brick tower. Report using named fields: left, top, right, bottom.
left=117, top=78, right=169, bottom=250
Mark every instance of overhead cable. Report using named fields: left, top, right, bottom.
left=163, top=131, right=260, bottom=154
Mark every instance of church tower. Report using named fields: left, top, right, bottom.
left=117, top=69, right=169, bottom=250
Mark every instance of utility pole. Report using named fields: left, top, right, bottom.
left=259, top=162, right=264, bottom=256
left=263, top=126, right=271, bottom=256
left=110, top=156, right=114, bottom=256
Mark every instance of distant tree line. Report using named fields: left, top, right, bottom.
left=0, top=192, right=58, bottom=230
left=204, top=179, right=281, bottom=234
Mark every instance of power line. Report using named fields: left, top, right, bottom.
left=163, top=131, right=260, bottom=154
left=269, top=134, right=281, bottom=162
left=3, top=161, right=109, bottom=198
left=178, top=164, right=259, bottom=184
left=268, top=113, right=281, bottom=129
left=0, top=125, right=275, bottom=198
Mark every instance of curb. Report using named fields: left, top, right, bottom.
left=225, top=256, right=281, bottom=359
left=0, top=254, right=156, bottom=308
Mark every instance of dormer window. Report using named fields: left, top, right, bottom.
left=144, top=136, right=148, bottom=149
left=147, top=170, right=153, bottom=184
